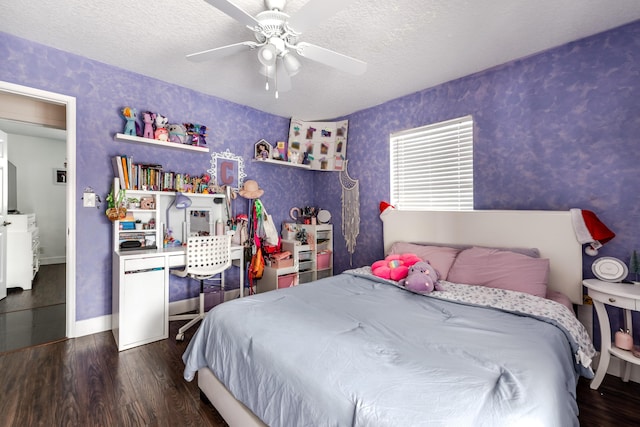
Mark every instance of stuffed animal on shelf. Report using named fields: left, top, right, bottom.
left=168, top=123, right=187, bottom=144
left=197, top=124, right=207, bottom=146
left=184, top=123, right=208, bottom=146
left=121, top=107, right=138, bottom=136
left=154, top=114, right=169, bottom=141
left=371, top=253, right=422, bottom=281
left=142, top=111, right=156, bottom=139
left=399, top=261, right=443, bottom=294
left=184, top=123, right=197, bottom=145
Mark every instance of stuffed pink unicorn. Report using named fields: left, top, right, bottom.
left=142, top=111, right=156, bottom=139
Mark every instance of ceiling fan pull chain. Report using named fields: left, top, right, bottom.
left=265, top=65, right=270, bottom=91
left=274, top=60, right=279, bottom=99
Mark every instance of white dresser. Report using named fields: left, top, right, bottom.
left=7, top=213, right=40, bottom=290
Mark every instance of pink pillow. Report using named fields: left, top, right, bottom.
left=390, top=242, right=461, bottom=280
left=546, top=289, right=574, bottom=313
left=447, top=246, right=549, bottom=298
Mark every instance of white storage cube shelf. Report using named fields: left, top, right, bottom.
left=257, top=224, right=333, bottom=293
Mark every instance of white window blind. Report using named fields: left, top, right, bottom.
left=390, top=115, right=473, bottom=211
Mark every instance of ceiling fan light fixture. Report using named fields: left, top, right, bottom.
left=282, top=52, right=301, bottom=76
left=189, top=0, right=368, bottom=96
left=259, top=64, right=276, bottom=78
left=258, top=44, right=277, bottom=67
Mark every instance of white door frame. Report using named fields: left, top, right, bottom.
left=0, top=81, right=77, bottom=338
left=0, top=130, right=7, bottom=301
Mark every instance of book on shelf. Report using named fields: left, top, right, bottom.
left=112, top=156, right=126, bottom=189
left=113, top=155, right=166, bottom=191
left=121, top=156, right=130, bottom=189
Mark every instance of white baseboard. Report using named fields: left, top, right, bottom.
left=73, top=314, right=112, bottom=338
left=39, top=256, right=66, bottom=265
left=169, top=289, right=241, bottom=316
left=71, top=289, right=242, bottom=338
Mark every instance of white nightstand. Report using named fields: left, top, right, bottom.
left=583, top=278, right=640, bottom=389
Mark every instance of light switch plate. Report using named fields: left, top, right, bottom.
left=83, top=192, right=96, bottom=207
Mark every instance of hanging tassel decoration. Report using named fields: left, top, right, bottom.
left=339, top=160, right=360, bottom=266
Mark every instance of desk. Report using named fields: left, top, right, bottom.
left=583, top=279, right=640, bottom=390
left=112, top=244, right=244, bottom=351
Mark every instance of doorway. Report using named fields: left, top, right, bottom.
left=0, top=81, right=77, bottom=348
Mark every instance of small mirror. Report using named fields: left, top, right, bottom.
left=187, top=209, right=213, bottom=236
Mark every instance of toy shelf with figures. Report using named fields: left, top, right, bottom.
left=252, top=158, right=311, bottom=169
left=114, top=133, right=209, bottom=153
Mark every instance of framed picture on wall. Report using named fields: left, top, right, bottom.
left=208, top=149, right=246, bottom=191
left=54, top=168, right=66, bottom=185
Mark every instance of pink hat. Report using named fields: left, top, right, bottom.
left=571, top=209, right=615, bottom=256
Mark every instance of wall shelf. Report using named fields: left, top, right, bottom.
left=252, top=158, right=311, bottom=169
left=115, top=133, right=209, bottom=153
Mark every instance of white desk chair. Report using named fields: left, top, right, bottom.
left=169, top=235, right=232, bottom=341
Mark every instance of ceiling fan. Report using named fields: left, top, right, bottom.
left=187, top=0, right=367, bottom=98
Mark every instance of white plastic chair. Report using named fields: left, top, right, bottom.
left=169, top=235, right=232, bottom=341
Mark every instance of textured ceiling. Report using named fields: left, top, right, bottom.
left=2, top=0, right=639, bottom=120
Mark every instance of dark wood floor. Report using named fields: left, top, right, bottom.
left=0, top=320, right=228, bottom=427
left=577, top=374, right=640, bottom=426
left=0, top=264, right=66, bottom=353
left=0, top=263, right=66, bottom=314
left=1, top=315, right=639, bottom=427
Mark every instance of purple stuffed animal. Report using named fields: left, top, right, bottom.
left=399, top=261, right=443, bottom=293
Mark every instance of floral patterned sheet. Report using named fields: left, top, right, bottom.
left=346, top=266, right=596, bottom=378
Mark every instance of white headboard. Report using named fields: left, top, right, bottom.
left=382, top=210, right=583, bottom=305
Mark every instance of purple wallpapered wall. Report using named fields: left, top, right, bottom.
left=1, top=21, right=639, bottom=329
left=325, top=21, right=640, bottom=277
left=0, top=31, right=315, bottom=320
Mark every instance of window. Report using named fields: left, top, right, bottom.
left=390, top=115, right=473, bottom=211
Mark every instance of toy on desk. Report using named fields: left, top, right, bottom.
left=163, top=228, right=182, bottom=248
left=121, top=107, right=138, bottom=136
left=142, top=111, right=156, bottom=139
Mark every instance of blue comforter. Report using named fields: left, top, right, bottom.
left=183, top=272, right=591, bottom=426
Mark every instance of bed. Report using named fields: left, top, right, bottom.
left=182, top=210, right=596, bottom=426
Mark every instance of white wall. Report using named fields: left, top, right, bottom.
left=8, top=133, right=66, bottom=264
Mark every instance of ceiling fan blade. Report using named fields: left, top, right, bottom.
left=287, top=0, right=358, bottom=33
left=296, top=42, right=366, bottom=75
left=204, top=0, right=261, bottom=29
left=187, top=41, right=256, bottom=62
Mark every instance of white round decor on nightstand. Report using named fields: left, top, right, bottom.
left=592, top=257, right=628, bottom=282
left=317, top=210, right=331, bottom=224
